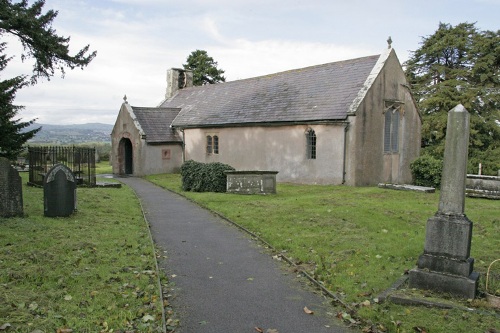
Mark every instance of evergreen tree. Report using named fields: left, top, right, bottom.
left=0, top=0, right=96, bottom=159
left=183, top=50, right=226, bottom=86
left=405, top=22, right=500, bottom=174
left=0, top=42, right=37, bottom=159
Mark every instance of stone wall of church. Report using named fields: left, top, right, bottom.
left=183, top=123, right=347, bottom=185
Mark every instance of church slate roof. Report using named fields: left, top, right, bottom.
left=162, top=54, right=381, bottom=128
left=131, top=107, right=182, bottom=143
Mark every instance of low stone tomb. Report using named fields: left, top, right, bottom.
left=43, top=164, right=77, bottom=217
left=225, top=171, right=278, bottom=194
left=0, top=157, right=24, bottom=217
left=466, top=174, right=500, bottom=199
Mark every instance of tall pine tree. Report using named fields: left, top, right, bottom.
left=183, top=50, right=226, bottom=86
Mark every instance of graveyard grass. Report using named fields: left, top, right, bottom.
left=147, top=173, right=500, bottom=333
left=0, top=170, right=173, bottom=332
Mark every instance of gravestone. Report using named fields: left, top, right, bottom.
left=0, top=157, right=24, bottom=217
left=43, top=164, right=77, bottom=217
left=225, top=171, right=278, bottom=194
left=409, top=105, right=479, bottom=299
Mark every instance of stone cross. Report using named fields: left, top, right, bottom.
left=409, top=104, right=479, bottom=299
left=0, top=157, right=24, bottom=217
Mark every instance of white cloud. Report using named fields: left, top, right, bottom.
left=4, top=0, right=497, bottom=125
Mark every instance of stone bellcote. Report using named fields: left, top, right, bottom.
left=166, top=68, right=194, bottom=99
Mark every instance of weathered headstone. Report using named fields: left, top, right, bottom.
left=0, top=157, right=24, bottom=217
left=409, top=104, right=479, bottom=299
left=43, top=164, right=77, bottom=217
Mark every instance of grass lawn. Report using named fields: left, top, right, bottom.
left=146, top=173, right=500, bottom=333
left=0, top=171, right=172, bottom=332
left=95, top=161, right=113, bottom=175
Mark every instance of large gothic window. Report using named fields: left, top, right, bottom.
left=384, top=108, right=400, bottom=153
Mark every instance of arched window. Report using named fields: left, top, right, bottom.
left=213, top=135, right=219, bottom=154
left=206, top=134, right=219, bottom=155
left=206, top=135, right=213, bottom=154
left=306, top=129, right=316, bottom=159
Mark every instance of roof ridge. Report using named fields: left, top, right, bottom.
left=177, top=54, right=381, bottom=90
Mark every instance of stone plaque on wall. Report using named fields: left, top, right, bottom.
left=43, top=164, right=76, bottom=217
left=0, top=157, right=24, bottom=217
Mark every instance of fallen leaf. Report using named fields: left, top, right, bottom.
left=142, top=314, right=155, bottom=322
left=358, top=292, right=372, bottom=297
left=341, top=312, right=357, bottom=324
left=0, top=323, right=11, bottom=330
left=247, top=277, right=254, bottom=281
left=254, top=327, right=264, bottom=333
left=266, top=329, right=279, bottom=333
left=413, top=327, right=428, bottom=333
left=64, top=295, right=72, bottom=301
left=362, top=326, right=377, bottom=333
left=360, top=300, right=371, bottom=307
left=56, top=329, right=73, bottom=333
left=303, top=306, right=314, bottom=315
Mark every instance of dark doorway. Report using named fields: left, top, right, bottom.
left=119, top=138, right=133, bottom=175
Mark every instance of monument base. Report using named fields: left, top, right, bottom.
left=409, top=213, right=479, bottom=299
left=409, top=268, right=479, bottom=299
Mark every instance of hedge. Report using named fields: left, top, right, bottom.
left=180, top=160, right=235, bottom=192
left=410, top=154, right=443, bottom=188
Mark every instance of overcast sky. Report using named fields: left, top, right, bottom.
left=3, top=0, right=499, bottom=125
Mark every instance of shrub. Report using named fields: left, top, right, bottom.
left=410, top=154, right=443, bottom=188
left=180, top=160, right=235, bottom=192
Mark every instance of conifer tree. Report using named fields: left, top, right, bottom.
left=183, top=50, right=226, bottom=86
left=405, top=22, right=500, bottom=174
left=0, top=0, right=96, bottom=159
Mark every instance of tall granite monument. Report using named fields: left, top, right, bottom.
left=409, top=104, right=479, bottom=299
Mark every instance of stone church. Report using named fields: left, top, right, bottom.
left=111, top=46, right=421, bottom=186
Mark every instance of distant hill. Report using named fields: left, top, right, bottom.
left=26, top=123, right=114, bottom=144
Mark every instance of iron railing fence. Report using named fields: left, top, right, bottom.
left=28, top=146, right=96, bottom=187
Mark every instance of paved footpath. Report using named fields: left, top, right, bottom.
left=119, top=177, right=354, bottom=333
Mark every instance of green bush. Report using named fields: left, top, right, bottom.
left=180, top=160, right=235, bottom=192
left=410, top=154, right=443, bottom=188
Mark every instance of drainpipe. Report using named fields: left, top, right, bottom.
left=181, top=128, right=186, bottom=163
left=342, top=123, right=349, bottom=184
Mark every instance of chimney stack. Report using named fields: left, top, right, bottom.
left=166, top=68, right=193, bottom=99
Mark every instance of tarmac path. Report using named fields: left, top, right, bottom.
left=119, top=177, right=354, bottom=333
